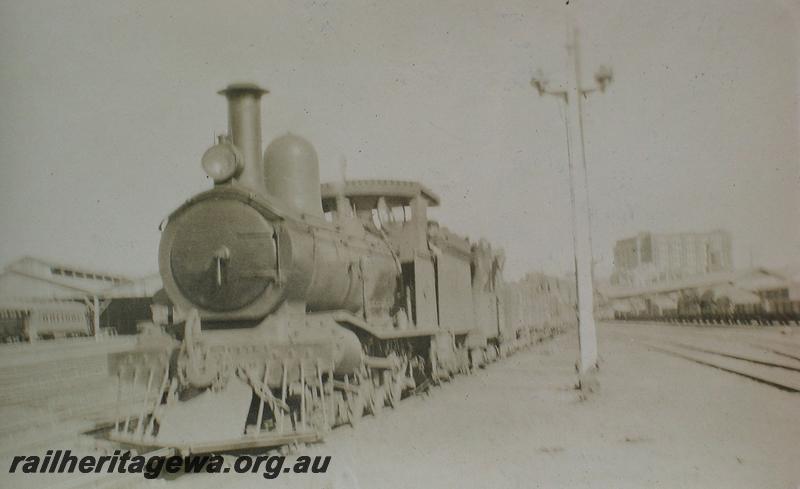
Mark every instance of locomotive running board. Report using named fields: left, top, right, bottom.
left=177, top=432, right=322, bottom=456
left=109, top=431, right=322, bottom=456
left=331, top=311, right=440, bottom=339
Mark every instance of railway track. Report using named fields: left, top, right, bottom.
left=747, top=341, right=800, bottom=363
left=646, top=340, right=800, bottom=393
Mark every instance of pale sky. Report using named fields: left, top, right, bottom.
left=0, top=0, right=798, bottom=281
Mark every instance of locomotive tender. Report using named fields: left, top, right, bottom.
left=109, top=84, right=548, bottom=453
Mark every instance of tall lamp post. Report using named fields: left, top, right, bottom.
left=531, top=21, right=612, bottom=390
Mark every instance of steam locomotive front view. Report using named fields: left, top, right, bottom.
left=161, top=85, right=398, bottom=323
left=108, top=83, right=543, bottom=454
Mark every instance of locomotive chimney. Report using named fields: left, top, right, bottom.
left=218, top=83, right=269, bottom=194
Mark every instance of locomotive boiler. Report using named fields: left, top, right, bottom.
left=108, top=83, right=545, bottom=454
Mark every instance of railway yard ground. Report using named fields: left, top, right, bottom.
left=2, top=322, right=799, bottom=489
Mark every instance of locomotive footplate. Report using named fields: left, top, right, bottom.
left=108, top=429, right=321, bottom=456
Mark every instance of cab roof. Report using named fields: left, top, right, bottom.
left=320, top=179, right=440, bottom=207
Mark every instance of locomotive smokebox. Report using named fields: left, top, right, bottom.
left=218, top=83, right=269, bottom=194
left=263, top=133, right=324, bottom=217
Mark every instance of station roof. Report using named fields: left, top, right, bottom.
left=598, top=268, right=786, bottom=300
left=734, top=273, right=787, bottom=292
left=711, top=284, right=761, bottom=305
left=1, top=256, right=132, bottom=299
left=1, top=257, right=163, bottom=302
left=611, top=301, right=633, bottom=313
left=320, top=180, right=440, bottom=207
left=650, top=295, right=678, bottom=310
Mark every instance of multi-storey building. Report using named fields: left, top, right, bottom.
left=612, top=230, right=733, bottom=286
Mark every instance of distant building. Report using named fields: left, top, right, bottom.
left=611, top=230, right=733, bottom=286
left=0, top=256, right=130, bottom=301
left=597, top=267, right=798, bottom=319
left=0, top=257, right=160, bottom=336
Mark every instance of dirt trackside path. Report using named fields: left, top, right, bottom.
left=156, top=323, right=800, bottom=489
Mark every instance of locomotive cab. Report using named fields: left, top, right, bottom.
left=320, top=180, right=506, bottom=365
left=321, top=180, right=442, bottom=330
left=321, top=180, right=437, bottom=259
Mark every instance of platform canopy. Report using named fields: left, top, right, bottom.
left=611, top=301, right=633, bottom=313
left=650, top=295, right=677, bottom=310
left=735, top=274, right=787, bottom=293
left=711, top=284, right=761, bottom=305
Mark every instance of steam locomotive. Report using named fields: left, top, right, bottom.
left=108, top=84, right=563, bottom=454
